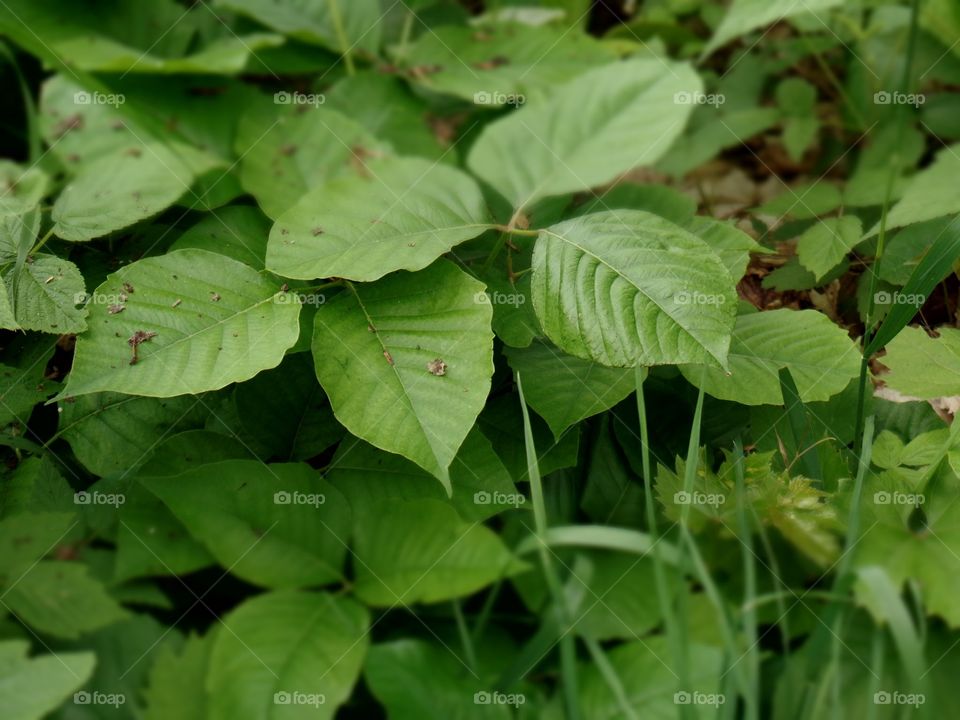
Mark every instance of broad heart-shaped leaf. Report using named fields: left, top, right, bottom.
left=51, top=143, right=204, bottom=241
left=267, top=156, right=490, bottom=282
left=3, top=560, right=128, bottom=639
left=63, top=249, right=301, bottom=399
left=467, top=58, right=701, bottom=210
left=312, top=261, right=494, bottom=491
left=0, top=640, right=94, bottom=720
left=881, top=326, right=960, bottom=399
left=213, top=0, right=382, bottom=54
left=504, top=340, right=635, bottom=438
left=399, top=22, right=614, bottom=105
left=140, top=460, right=350, bottom=589
left=208, top=591, right=370, bottom=720
left=703, top=0, right=842, bottom=55
left=236, top=104, right=391, bottom=220
left=531, top=210, right=737, bottom=368
left=352, top=498, right=526, bottom=607
left=679, top=309, right=861, bottom=406
left=2, top=254, right=87, bottom=333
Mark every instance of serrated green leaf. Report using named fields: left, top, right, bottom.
left=468, top=58, right=701, bottom=210
left=796, top=216, right=862, bottom=281
left=3, top=254, right=86, bottom=333
left=144, top=633, right=212, bottom=720
left=64, top=249, right=301, bottom=399
left=207, top=590, right=370, bottom=720
left=531, top=210, right=736, bottom=368
left=312, top=261, right=493, bottom=490
left=0, top=161, right=47, bottom=217
left=680, top=309, right=861, bottom=405
left=0, top=640, right=94, bottom=720
left=267, top=156, right=490, bottom=281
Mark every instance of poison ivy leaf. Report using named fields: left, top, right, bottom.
left=0, top=161, right=47, bottom=217
left=236, top=104, right=390, bottom=219
left=352, top=498, right=526, bottom=606
left=328, top=427, right=518, bottom=523
left=399, top=23, right=613, bottom=104
left=311, top=261, right=493, bottom=491
left=207, top=591, right=370, bottom=720
left=170, top=205, right=272, bottom=269
left=3, top=560, right=128, bottom=638
left=531, top=210, right=737, bottom=368
left=213, top=0, right=383, bottom=54
left=144, top=633, right=212, bottom=720
left=467, top=58, right=701, bottom=210
left=2, top=254, right=86, bottom=333
left=0, top=640, right=94, bottom=720
left=140, top=460, right=350, bottom=589
left=1, top=456, right=73, bottom=517
left=59, top=393, right=209, bottom=477
left=872, top=143, right=960, bottom=234
left=881, top=326, right=960, bottom=399
left=680, top=309, right=861, bottom=405
left=685, top=216, right=766, bottom=281
left=51, top=144, right=208, bottom=241
left=63, top=249, right=301, bottom=399
left=704, top=0, right=843, bottom=55
left=796, top=216, right=862, bottom=282
left=504, top=340, right=634, bottom=438
left=267, top=156, right=490, bottom=281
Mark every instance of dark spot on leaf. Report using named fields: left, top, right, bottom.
left=383, top=350, right=394, bottom=365
left=426, top=358, right=447, bottom=376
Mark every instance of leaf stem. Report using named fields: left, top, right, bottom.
left=327, top=0, right=355, bottom=76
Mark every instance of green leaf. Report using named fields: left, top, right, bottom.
left=207, top=590, right=370, bottom=720
left=236, top=104, right=390, bottom=219
left=170, top=205, right=272, bottom=269
left=3, top=560, right=128, bottom=638
left=505, top=340, right=634, bottom=438
left=63, top=249, right=301, bottom=399
left=704, top=0, right=843, bottom=55
left=267, top=156, right=490, bottom=281
left=140, top=460, right=350, bottom=589
left=144, top=633, right=212, bottom=720
left=685, top=216, right=766, bottom=281
left=1, top=456, right=73, bottom=517
left=531, top=210, right=737, bottom=368
left=874, top=143, right=960, bottom=234
left=352, top=498, right=526, bottom=606
left=213, top=0, right=382, bottom=54
left=51, top=144, right=203, bottom=241
left=312, top=261, right=493, bottom=490
left=2, top=254, right=86, bottom=333
left=680, top=309, right=861, bottom=405
left=0, top=639, right=94, bottom=720
left=796, top=216, right=862, bottom=281
left=467, top=58, right=701, bottom=210
left=0, top=512, right=76, bottom=577
left=0, top=161, right=47, bottom=217
left=400, top=23, right=613, bottom=104
left=881, top=326, right=960, bottom=399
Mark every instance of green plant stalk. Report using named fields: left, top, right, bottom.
left=734, top=439, right=759, bottom=720
left=452, top=599, right=477, bottom=673
left=327, top=0, right=355, bottom=76
left=583, top=636, right=639, bottom=720
left=517, top=373, right=581, bottom=720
